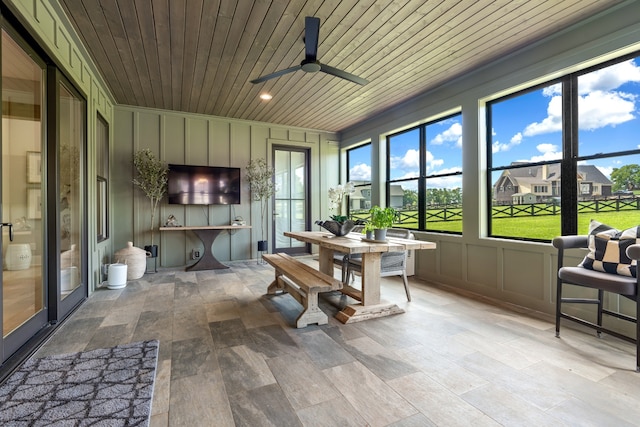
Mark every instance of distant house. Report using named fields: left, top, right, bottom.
left=348, top=182, right=405, bottom=210
left=389, top=185, right=405, bottom=208
left=493, top=163, right=613, bottom=204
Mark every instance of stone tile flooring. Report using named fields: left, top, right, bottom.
left=35, top=259, right=640, bottom=426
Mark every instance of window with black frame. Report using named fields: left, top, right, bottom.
left=346, top=143, right=371, bottom=218
left=96, top=114, right=109, bottom=242
left=387, top=113, right=463, bottom=232
left=488, top=53, right=640, bottom=241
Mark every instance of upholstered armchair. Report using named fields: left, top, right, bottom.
left=344, top=228, right=413, bottom=301
left=553, top=233, right=640, bottom=372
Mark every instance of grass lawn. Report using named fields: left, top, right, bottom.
left=375, top=209, right=640, bottom=241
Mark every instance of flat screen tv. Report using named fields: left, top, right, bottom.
left=167, top=164, right=241, bottom=205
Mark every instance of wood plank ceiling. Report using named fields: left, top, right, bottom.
left=59, top=0, right=622, bottom=133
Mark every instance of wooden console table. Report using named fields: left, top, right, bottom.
left=159, top=225, right=251, bottom=270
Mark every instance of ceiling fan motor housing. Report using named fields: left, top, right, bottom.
left=301, top=60, right=321, bottom=73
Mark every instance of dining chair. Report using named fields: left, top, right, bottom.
left=553, top=230, right=640, bottom=372
left=344, top=228, right=413, bottom=301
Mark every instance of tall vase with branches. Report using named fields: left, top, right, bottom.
left=246, top=158, right=276, bottom=252
left=133, top=149, right=169, bottom=250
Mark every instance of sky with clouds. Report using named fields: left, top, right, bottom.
left=348, top=57, right=640, bottom=191
left=492, top=58, right=640, bottom=179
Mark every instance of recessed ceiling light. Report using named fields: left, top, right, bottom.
left=259, top=93, right=272, bottom=101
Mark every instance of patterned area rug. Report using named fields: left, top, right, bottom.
left=0, top=340, right=159, bottom=426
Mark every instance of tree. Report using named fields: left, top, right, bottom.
left=246, top=158, right=276, bottom=243
left=403, top=189, right=418, bottom=207
left=610, top=164, right=640, bottom=191
left=132, top=149, right=168, bottom=247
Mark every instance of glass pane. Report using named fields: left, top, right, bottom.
left=347, top=143, right=372, bottom=184
left=578, top=57, right=640, bottom=157
left=59, top=83, right=84, bottom=298
left=425, top=180, right=463, bottom=233
left=2, top=29, right=45, bottom=336
left=396, top=179, right=418, bottom=229
left=577, top=154, right=640, bottom=233
left=275, top=198, right=290, bottom=248
left=490, top=165, right=562, bottom=240
left=490, top=85, right=563, bottom=169
left=425, top=115, right=463, bottom=176
left=290, top=200, right=305, bottom=247
left=275, top=150, right=290, bottom=199
left=291, top=151, right=305, bottom=199
left=96, top=116, right=108, bottom=241
left=490, top=84, right=563, bottom=240
left=388, top=129, right=419, bottom=180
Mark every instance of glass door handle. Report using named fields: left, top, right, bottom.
left=1, top=223, right=14, bottom=241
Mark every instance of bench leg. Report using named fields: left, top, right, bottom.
left=295, top=290, right=328, bottom=328
left=267, top=275, right=287, bottom=294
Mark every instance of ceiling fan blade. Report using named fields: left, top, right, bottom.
left=250, top=65, right=301, bottom=84
left=305, top=16, right=320, bottom=60
left=320, top=63, right=369, bottom=85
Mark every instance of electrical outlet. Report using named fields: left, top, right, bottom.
left=192, top=249, right=200, bottom=260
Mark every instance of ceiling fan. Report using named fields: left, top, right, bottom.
left=250, top=16, right=369, bottom=86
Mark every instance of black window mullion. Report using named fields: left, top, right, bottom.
left=418, top=126, right=427, bottom=230
left=561, top=76, right=578, bottom=236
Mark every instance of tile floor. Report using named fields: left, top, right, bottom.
left=34, top=258, right=640, bottom=426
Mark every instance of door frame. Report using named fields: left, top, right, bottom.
left=272, top=144, right=311, bottom=255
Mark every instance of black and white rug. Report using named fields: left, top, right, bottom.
left=0, top=340, right=159, bottom=426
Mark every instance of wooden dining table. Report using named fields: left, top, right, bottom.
left=284, top=230, right=436, bottom=323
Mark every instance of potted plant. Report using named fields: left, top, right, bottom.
left=369, top=205, right=397, bottom=241
left=315, top=182, right=357, bottom=236
left=132, top=149, right=169, bottom=258
left=246, top=158, right=276, bottom=257
left=362, top=222, right=375, bottom=240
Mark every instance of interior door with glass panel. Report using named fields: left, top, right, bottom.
left=1, top=27, right=48, bottom=361
left=273, top=146, right=310, bottom=254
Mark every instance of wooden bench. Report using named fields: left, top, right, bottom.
left=262, top=253, right=342, bottom=328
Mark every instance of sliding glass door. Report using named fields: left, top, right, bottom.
left=0, top=19, right=87, bottom=365
left=53, top=74, right=86, bottom=318
left=1, top=27, right=48, bottom=360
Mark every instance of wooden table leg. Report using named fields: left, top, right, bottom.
left=335, top=252, right=404, bottom=323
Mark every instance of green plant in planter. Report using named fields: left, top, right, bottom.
left=369, top=205, right=397, bottom=229
left=362, top=222, right=376, bottom=234
left=132, top=149, right=168, bottom=249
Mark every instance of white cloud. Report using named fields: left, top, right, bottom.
left=349, top=163, right=371, bottom=180
left=432, top=122, right=463, bottom=147
left=542, top=83, right=562, bottom=97
left=427, top=174, right=463, bottom=188
left=426, top=150, right=444, bottom=169
left=523, top=60, right=640, bottom=137
left=427, top=166, right=462, bottom=175
left=596, top=165, right=613, bottom=179
left=401, top=149, right=420, bottom=168
left=492, top=132, right=523, bottom=153
left=578, top=59, right=640, bottom=93
left=537, top=143, right=558, bottom=153
left=578, top=90, right=636, bottom=130
left=518, top=143, right=562, bottom=162
left=511, top=132, right=523, bottom=144
left=523, top=95, right=563, bottom=136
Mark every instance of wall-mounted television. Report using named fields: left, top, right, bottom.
left=167, top=164, right=241, bottom=205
